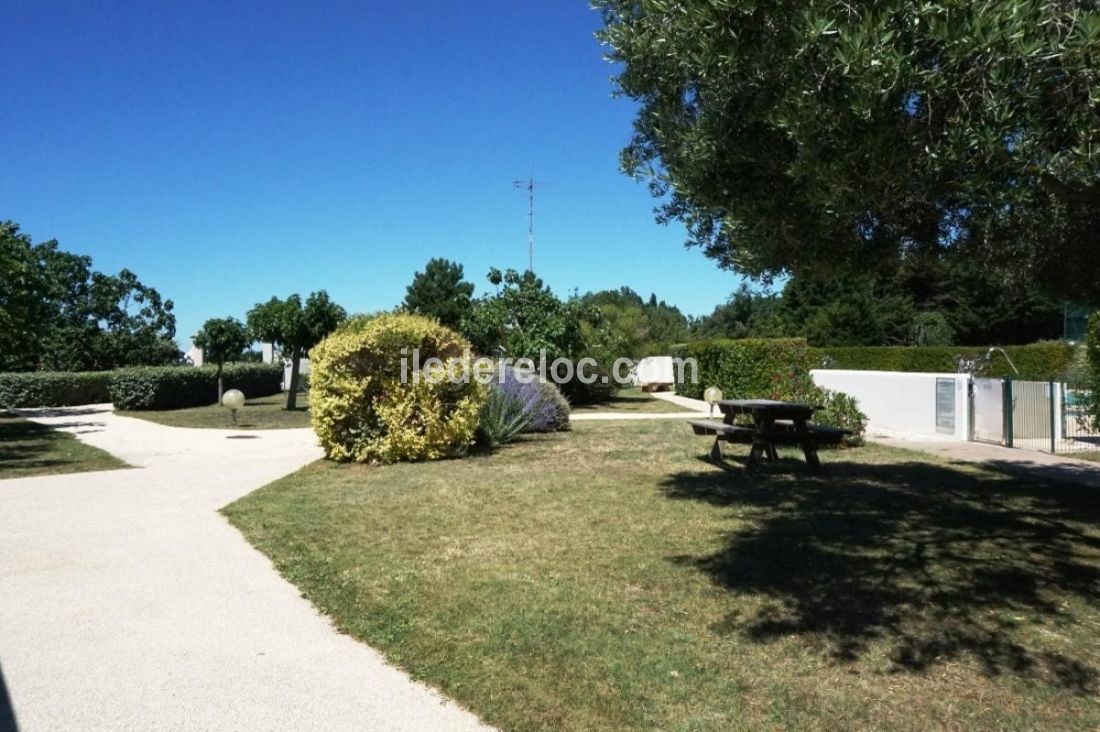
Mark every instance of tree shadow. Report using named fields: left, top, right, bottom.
left=661, top=457, right=1100, bottom=693
left=0, top=664, right=17, bottom=732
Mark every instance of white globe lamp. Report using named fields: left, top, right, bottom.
left=222, top=389, right=246, bottom=425
left=703, top=386, right=723, bottom=417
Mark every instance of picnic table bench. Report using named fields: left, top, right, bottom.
left=689, top=399, right=849, bottom=470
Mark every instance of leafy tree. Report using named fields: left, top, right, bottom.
left=193, top=317, right=250, bottom=404
left=694, top=255, right=1064, bottom=346
left=597, top=1, right=1100, bottom=299
left=581, top=287, right=690, bottom=357
left=464, top=269, right=613, bottom=403
left=0, top=221, right=178, bottom=371
left=403, top=258, right=475, bottom=330
left=247, top=291, right=346, bottom=409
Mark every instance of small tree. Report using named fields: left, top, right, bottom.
left=193, top=317, right=250, bottom=404
left=247, top=291, right=346, bottom=410
left=403, top=258, right=475, bottom=330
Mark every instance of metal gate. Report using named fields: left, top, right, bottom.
left=970, top=377, right=1004, bottom=444
left=968, top=378, right=1098, bottom=454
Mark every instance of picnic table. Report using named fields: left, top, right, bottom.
left=689, top=399, right=849, bottom=470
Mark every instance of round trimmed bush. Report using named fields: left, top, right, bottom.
left=309, top=313, right=486, bottom=463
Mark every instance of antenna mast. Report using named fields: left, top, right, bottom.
left=513, top=176, right=550, bottom=272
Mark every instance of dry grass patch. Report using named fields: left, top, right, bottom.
left=225, top=420, right=1100, bottom=731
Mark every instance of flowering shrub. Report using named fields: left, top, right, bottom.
left=478, top=386, right=531, bottom=447
left=309, top=313, right=485, bottom=463
left=477, top=368, right=571, bottom=446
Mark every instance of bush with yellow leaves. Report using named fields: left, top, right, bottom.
left=308, top=313, right=486, bottom=463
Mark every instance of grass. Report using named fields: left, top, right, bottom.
left=224, top=420, right=1100, bottom=731
left=572, top=387, right=698, bottom=413
left=1, top=412, right=127, bottom=479
left=119, top=392, right=311, bottom=429
left=1072, top=451, right=1100, bottom=463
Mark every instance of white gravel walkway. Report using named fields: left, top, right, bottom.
left=0, top=406, right=491, bottom=732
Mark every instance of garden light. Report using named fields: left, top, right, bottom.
left=703, top=386, right=723, bottom=417
left=222, top=389, right=245, bottom=425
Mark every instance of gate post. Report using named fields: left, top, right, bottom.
left=1049, top=380, right=1057, bottom=454
left=1002, top=378, right=1014, bottom=448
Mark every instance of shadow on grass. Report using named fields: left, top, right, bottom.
left=661, top=458, right=1100, bottom=693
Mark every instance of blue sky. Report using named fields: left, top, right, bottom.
left=1, top=1, right=744, bottom=346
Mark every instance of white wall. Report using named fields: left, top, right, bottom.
left=811, top=369, right=971, bottom=441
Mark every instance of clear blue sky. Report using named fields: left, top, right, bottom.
left=1, top=1, right=744, bottom=346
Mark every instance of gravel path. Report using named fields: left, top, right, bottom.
left=0, top=406, right=491, bottom=732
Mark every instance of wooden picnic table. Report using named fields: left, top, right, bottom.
left=689, top=398, right=848, bottom=470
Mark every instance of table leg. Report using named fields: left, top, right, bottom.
left=796, top=418, right=820, bottom=470
left=709, top=437, right=723, bottom=463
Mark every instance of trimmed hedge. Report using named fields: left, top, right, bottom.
left=0, top=371, right=114, bottom=408
left=672, top=338, right=816, bottom=401
left=816, top=341, right=1078, bottom=380
left=671, top=338, right=865, bottom=440
left=109, top=364, right=283, bottom=411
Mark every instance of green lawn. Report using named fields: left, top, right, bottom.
left=119, top=393, right=311, bottom=429
left=1, top=412, right=127, bottom=479
left=1072, top=451, right=1100, bottom=463
left=225, top=420, right=1100, bottom=730
left=572, top=387, right=698, bottom=413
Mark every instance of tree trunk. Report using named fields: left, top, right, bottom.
left=286, top=350, right=300, bottom=411
left=217, top=361, right=225, bottom=405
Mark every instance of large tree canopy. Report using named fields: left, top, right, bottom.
left=0, top=221, right=179, bottom=371
left=596, top=1, right=1100, bottom=299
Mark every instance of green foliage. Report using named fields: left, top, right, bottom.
left=814, top=390, right=867, bottom=447
left=580, top=287, right=690, bottom=358
left=673, top=338, right=865, bottom=441
left=309, top=313, right=486, bottom=463
left=109, top=364, right=282, bottom=411
left=464, top=269, right=615, bottom=404
left=476, top=387, right=530, bottom=447
left=672, top=339, right=817, bottom=401
left=694, top=259, right=1064, bottom=347
left=818, top=342, right=1077, bottom=380
left=403, top=258, right=475, bottom=330
left=0, top=220, right=179, bottom=371
left=596, top=1, right=1100, bottom=299
left=534, top=380, right=572, bottom=433
left=247, top=290, right=346, bottom=409
left=0, top=371, right=114, bottom=408
left=192, top=317, right=250, bottom=367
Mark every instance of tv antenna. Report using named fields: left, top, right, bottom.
left=513, top=176, right=552, bottom=272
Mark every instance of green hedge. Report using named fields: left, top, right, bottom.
left=0, top=371, right=114, bottom=408
left=110, top=364, right=283, bottom=411
left=816, top=342, right=1078, bottom=380
left=672, top=338, right=817, bottom=400
left=671, top=338, right=865, bottom=440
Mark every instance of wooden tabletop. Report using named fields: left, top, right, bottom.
left=717, top=399, right=816, bottom=420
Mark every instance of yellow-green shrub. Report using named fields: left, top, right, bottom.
left=309, top=313, right=486, bottom=463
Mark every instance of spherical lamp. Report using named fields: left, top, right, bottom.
left=222, top=389, right=246, bottom=425
left=703, top=386, right=723, bottom=417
